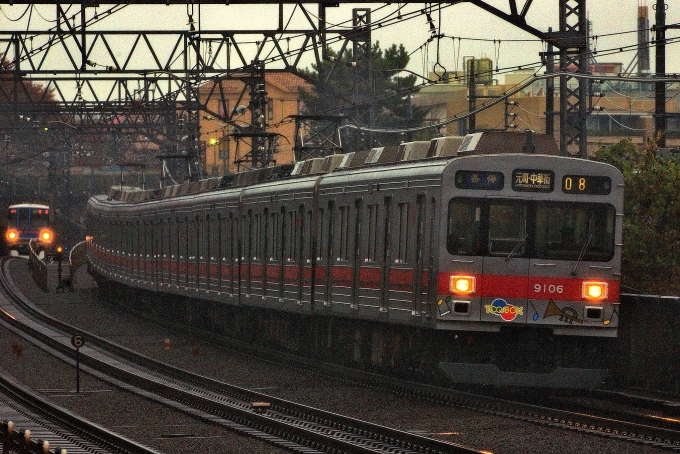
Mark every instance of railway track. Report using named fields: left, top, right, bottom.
left=0, top=256, right=478, bottom=454
left=5, top=255, right=680, bottom=453
left=0, top=365, right=159, bottom=454
left=88, top=275, right=680, bottom=452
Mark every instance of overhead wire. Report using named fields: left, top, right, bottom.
left=0, top=5, right=31, bottom=22
left=3, top=3, right=680, bottom=137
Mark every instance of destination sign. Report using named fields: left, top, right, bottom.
left=455, top=171, right=504, bottom=190
left=512, top=169, right=554, bottom=192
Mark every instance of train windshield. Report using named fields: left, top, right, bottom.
left=447, top=198, right=615, bottom=261
left=8, top=207, right=50, bottom=229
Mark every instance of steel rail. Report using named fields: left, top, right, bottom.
left=0, top=257, right=480, bottom=454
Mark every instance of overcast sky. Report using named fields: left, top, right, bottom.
left=1, top=1, right=678, bottom=85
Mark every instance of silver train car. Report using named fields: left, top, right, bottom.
left=5, top=203, right=54, bottom=255
left=86, top=132, right=624, bottom=388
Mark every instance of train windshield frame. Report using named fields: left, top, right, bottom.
left=8, top=206, right=50, bottom=229
left=446, top=197, right=616, bottom=262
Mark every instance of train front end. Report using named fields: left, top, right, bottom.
left=5, top=204, right=54, bottom=255
left=436, top=154, right=624, bottom=388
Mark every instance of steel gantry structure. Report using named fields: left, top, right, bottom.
left=0, top=0, right=592, bottom=194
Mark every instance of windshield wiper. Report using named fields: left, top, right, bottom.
left=571, top=233, right=593, bottom=275
left=505, top=235, right=527, bottom=261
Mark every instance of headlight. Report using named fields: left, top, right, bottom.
left=6, top=229, right=18, bottom=242
left=582, top=281, right=608, bottom=300
left=449, top=276, right=476, bottom=295
left=39, top=229, right=54, bottom=244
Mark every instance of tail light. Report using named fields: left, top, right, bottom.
left=449, top=276, right=476, bottom=295
left=582, top=281, right=608, bottom=300
left=6, top=229, right=18, bottom=242
left=39, top=229, right=54, bottom=244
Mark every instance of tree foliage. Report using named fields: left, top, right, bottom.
left=592, top=139, right=680, bottom=294
left=0, top=59, right=55, bottom=105
left=299, top=42, right=428, bottom=148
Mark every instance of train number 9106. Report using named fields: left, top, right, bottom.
left=534, top=284, right=564, bottom=294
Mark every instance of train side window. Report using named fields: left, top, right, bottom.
left=262, top=209, right=269, bottom=263
left=366, top=204, right=378, bottom=263
left=189, top=215, right=198, bottom=260
left=169, top=217, right=177, bottom=259
left=253, top=212, right=262, bottom=261
left=317, top=207, right=325, bottom=262
left=183, top=217, right=190, bottom=260
left=338, top=205, right=350, bottom=261
left=305, top=209, right=313, bottom=263
left=145, top=219, right=152, bottom=257
left=228, top=213, right=237, bottom=265
left=327, top=201, right=335, bottom=261
left=447, top=199, right=484, bottom=256
left=269, top=211, right=279, bottom=262
left=243, top=212, right=252, bottom=261
left=162, top=218, right=169, bottom=258
left=395, top=202, right=410, bottom=263
left=211, top=214, right=220, bottom=261
left=198, top=215, right=206, bottom=260
left=279, top=207, right=286, bottom=264
left=286, top=210, right=297, bottom=262
left=134, top=220, right=140, bottom=257
left=487, top=202, right=527, bottom=257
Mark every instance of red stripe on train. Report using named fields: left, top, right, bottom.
left=436, top=273, right=619, bottom=302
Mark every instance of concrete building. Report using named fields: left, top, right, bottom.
left=199, top=71, right=312, bottom=175
left=414, top=62, right=680, bottom=155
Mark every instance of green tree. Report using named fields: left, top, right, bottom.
left=592, top=139, right=680, bottom=294
left=299, top=42, right=428, bottom=150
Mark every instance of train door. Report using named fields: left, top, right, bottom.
left=264, top=207, right=281, bottom=304
left=262, top=208, right=269, bottom=301
left=201, top=214, right=209, bottom=292
left=243, top=210, right=252, bottom=298
left=216, top=212, right=224, bottom=295
left=251, top=210, right=264, bottom=303
left=161, top=217, right=170, bottom=287
left=411, top=194, right=428, bottom=316
left=300, top=205, right=314, bottom=309
left=323, top=201, right=335, bottom=306
left=352, top=198, right=362, bottom=309
left=480, top=199, right=530, bottom=325
left=380, top=196, right=392, bottom=312
left=359, top=200, right=381, bottom=313
left=207, top=213, right=219, bottom=293
left=278, top=206, right=286, bottom=302
left=188, top=214, right=199, bottom=289
left=385, top=198, right=414, bottom=317
left=135, top=219, right=142, bottom=281
left=228, top=212, right=238, bottom=298
left=313, top=204, right=326, bottom=306
left=152, top=219, right=159, bottom=291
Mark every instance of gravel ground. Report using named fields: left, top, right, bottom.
left=0, top=257, right=671, bottom=454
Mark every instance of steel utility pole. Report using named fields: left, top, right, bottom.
left=655, top=0, right=667, bottom=148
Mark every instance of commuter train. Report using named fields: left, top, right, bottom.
left=5, top=203, right=54, bottom=255
left=85, top=132, right=624, bottom=388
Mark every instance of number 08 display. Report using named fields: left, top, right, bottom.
left=562, top=175, right=611, bottom=195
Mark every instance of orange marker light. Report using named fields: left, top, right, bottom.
left=6, top=229, right=18, bottom=242
left=582, top=281, right=608, bottom=300
left=449, top=276, right=476, bottom=295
